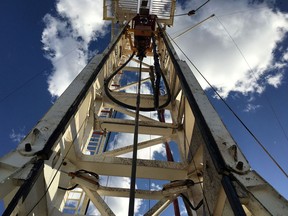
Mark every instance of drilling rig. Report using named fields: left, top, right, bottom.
left=1, top=0, right=287, bottom=215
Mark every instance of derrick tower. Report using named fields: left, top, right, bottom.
left=1, top=0, right=287, bottom=215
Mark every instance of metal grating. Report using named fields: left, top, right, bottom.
left=103, top=0, right=176, bottom=26
left=150, top=0, right=174, bottom=19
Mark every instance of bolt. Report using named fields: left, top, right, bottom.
left=25, top=143, right=32, bottom=152
left=236, top=161, right=244, bottom=170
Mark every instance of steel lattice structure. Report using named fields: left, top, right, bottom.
left=1, top=0, right=287, bottom=215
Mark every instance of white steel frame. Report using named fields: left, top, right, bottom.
left=0, top=15, right=287, bottom=216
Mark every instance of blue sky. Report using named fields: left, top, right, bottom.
left=1, top=0, right=288, bottom=214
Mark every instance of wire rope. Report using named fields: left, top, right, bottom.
left=0, top=72, right=43, bottom=103
left=166, top=32, right=288, bottom=179
left=173, top=14, right=215, bottom=40
left=128, top=59, right=143, bottom=216
left=0, top=46, right=79, bottom=104
left=214, top=15, right=288, bottom=145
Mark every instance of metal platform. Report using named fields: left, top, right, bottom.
left=103, top=0, right=175, bottom=24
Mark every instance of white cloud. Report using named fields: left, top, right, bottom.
left=42, top=15, right=88, bottom=97
left=9, top=128, right=26, bottom=142
left=56, top=0, right=107, bottom=43
left=244, top=103, right=261, bottom=112
left=266, top=73, right=283, bottom=87
left=41, top=0, right=108, bottom=97
left=151, top=182, right=162, bottom=191
left=169, top=0, right=288, bottom=98
left=282, top=51, right=288, bottom=61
